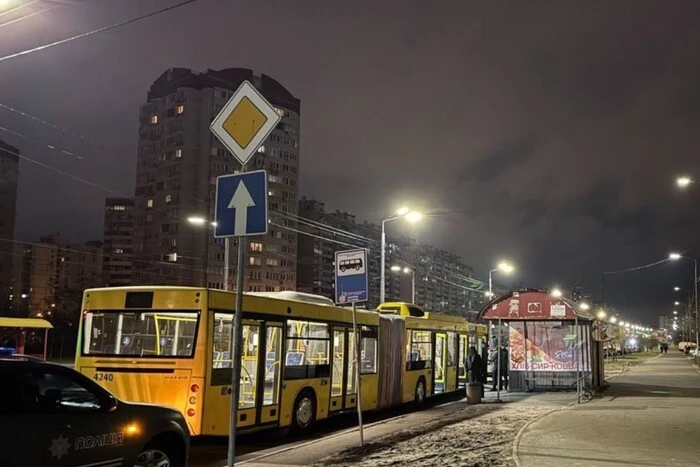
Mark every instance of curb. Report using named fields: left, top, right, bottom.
left=236, top=399, right=464, bottom=465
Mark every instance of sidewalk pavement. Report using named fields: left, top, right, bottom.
left=515, top=352, right=700, bottom=467
left=223, top=390, right=577, bottom=467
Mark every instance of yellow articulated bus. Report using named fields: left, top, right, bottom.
left=75, top=287, right=486, bottom=436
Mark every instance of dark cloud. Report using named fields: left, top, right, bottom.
left=2, top=0, right=700, bottom=323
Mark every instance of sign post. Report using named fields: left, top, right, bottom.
left=334, top=248, right=369, bottom=446
left=210, top=80, right=281, bottom=467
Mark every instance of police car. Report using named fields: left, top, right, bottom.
left=0, top=354, right=189, bottom=467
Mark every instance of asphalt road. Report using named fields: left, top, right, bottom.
left=516, top=351, right=700, bottom=466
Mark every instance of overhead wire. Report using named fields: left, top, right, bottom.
left=0, top=3, right=58, bottom=29
left=0, top=0, right=205, bottom=63
left=0, top=0, right=39, bottom=18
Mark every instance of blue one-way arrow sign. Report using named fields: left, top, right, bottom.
left=214, top=170, right=268, bottom=238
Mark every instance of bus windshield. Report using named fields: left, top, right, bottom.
left=82, top=310, right=200, bottom=357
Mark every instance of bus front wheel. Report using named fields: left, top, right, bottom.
left=292, top=390, right=316, bottom=431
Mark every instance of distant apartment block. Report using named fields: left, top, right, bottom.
left=0, top=139, right=19, bottom=312
left=10, top=234, right=103, bottom=317
left=296, top=197, right=485, bottom=313
left=103, top=198, right=135, bottom=286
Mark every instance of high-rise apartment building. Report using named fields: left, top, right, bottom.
left=0, top=139, right=19, bottom=312
left=103, top=198, right=135, bottom=286
left=10, top=234, right=103, bottom=317
left=296, top=198, right=386, bottom=307
left=132, top=68, right=300, bottom=292
left=296, top=198, right=486, bottom=313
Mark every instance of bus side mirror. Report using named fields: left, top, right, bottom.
left=104, top=395, right=118, bottom=412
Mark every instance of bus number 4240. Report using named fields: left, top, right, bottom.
left=93, top=373, right=114, bottom=382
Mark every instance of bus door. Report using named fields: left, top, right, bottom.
left=444, top=332, right=458, bottom=392
left=259, top=322, right=283, bottom=424
left=329, top=327, right=358, bottom=413
left=433, top=332, right=447, bottom=393
left=458, top=334, right=467, bottom=389
left=206, top=314, right=272, bottom=434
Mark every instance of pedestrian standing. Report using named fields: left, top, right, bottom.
left=499, top=347, right=509, bottom=390
left=466, top=346, right=483, bottom=394
left=489, top=347, right=498, bottom=391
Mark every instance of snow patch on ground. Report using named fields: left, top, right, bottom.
left=314, top=403, right=558, bottom=467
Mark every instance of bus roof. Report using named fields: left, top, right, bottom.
left=0, top=317, right=53, bottom=329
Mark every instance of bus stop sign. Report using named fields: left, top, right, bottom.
left=335, top=249, right=369, bottom=304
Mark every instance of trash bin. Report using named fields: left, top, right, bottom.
left=467, top=382, right=482, bottom=404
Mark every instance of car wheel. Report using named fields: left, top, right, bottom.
left=135, top=443, right=183, bottom=467
left=292, top=390, right=316, bottom=431
left=414, top=377, right=426, bottom=406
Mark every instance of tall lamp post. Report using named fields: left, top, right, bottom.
left=380, top=207, right=422, bottom=304
left=488, top=262, right=514, bottom=298
left=187, top=216, right=223, bottom=289
left=669, top=252, right=698, bottom=357
left=391, top=265, right=415, bottom=304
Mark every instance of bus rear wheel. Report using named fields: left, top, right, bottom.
left=292, top=390, right=316, bottom=431
left=414, top=377, right=426, bottom=407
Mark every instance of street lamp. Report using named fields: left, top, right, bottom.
left=676, top=176, right=694, bottom=188
left=674, top=286, right=681, bottom=291
left=551, top=288, right=563, bottom=298
left=610, top=316, right=618, bottom=324
left=488, top=261, right=514, bottom=297
left=579, top=302, right=591, bottom=311
left=380, top=207, right=422, bottom=303
left=596, top=309, right=606, bottom=320
left=675, top=301, right=680, bottom=306
left=669, top=252, right=699, bottom=357
left=188, top=216, right=225, bottom=289
left=391, top=265, right=415, bottom=304
left=674, top=310, right=678, bottom=315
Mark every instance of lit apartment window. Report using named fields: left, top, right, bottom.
left=249, top=256, right=262, bottom=266
left=147, top=199, right=153, bottom=208
left=150, top=114, right=158, bottom=124
left=175, top=148, right=182, bottom=158
left=250, top=242, right=263, bottom=252
left=165, top=194, right=172, bottom=204
left=257, top=145, right=265, bottom=154
left=171, top=238, right=177, bottom=247
left=167, top=253, right=178, bottom=262
left=176, top=105, right=184, bottom=115
left=266, top=258, right=279, bottom=267
left=113, top=205, right=125, bottom=211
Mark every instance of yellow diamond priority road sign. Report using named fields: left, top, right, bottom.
left=210, top=81, right=281, bottom=166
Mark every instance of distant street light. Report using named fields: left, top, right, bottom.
left=674, top=286, right=681, bottom=291
left=610, top=316, right=618, bottom=324
left=551, top=288, right=563, bottom=298
left=675, top=301, right=680, bottom=306
left=579, top=302, right=591, bottom=311
left=596, top=309, right=606, bottom=320
left=674, top=310, right=678, bottom=315
left=380, top=207, right=422, bottom=303
left=669, top=252, right=699, bottom=354
left=676, top=176, right=694, bottom=188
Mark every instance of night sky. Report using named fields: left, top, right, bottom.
left=2, top=0, right=700, bottom=324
